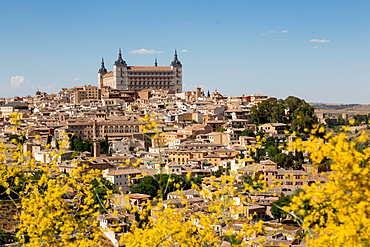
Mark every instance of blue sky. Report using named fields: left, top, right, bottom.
left=1, top=0, right=370, bottom=103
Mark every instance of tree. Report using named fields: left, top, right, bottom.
left=270, top=99, right=287, bottom=123
left=250, top=100, right=272, bottom=124
left=188, top=176, right=203, bottom=187
left=241, top=174, right=263, bottom=190
left=68, top=134, right=75, bottom=150
left=68, top=135, right=93, bottom=152
left=213, top=169, right=223, bottom=177
left=264, top=137, right=280, bottom=159
left=9, top=134, right=27, bottom=144
left=82, top=139, right=92, bottom=152
left=285, top=129, right=370, bottom=246
left=285, top=96, right=317, bottom=132
left=250, top=96, right=317, bottom=133
left=1, top=114, right=109, bottom=246
left=271, top=195, right=292, bottom=222
left=353, top=114, right=369, bottom=124
left=133, top=174, right=190, bottom=199
left=154, top=174, right=189, bottom=198
left=90, top=177, right=118, bottom=213
left=251, top=147, right=265, bottom=162
left=138, top=176, right=159, bottom=193
left=0, top=171, right=43, bottom=199
left=271, top=153, right=294, bottom=169
left=131, top=183, right=157, bottom=198
left=240, top=129, right=255, bottom=137
left=0, top=228, right=7, bottom=245
left=54, top=138, right=60, bottom=149
left=95, top=136, right=110, bottom=154
left=68, top=151, right=81, bottom=160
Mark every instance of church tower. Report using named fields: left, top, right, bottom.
left=170, top=49, right=182, bottom=93
left=97, top=57, right=107, bottom=89
left=113, top=48, right=128, bottom=90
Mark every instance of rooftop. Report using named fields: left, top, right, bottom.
left=128, top=66, right=172, bottom=71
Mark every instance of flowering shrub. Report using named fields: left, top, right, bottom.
left=120, top=175, right=265, bottom=246
left=1, top=114, right=370, bottom=246
left=0, top=114, right=108, bottom=246
left=285, top=127, right=370, bottom=246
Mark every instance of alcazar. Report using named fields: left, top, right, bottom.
left=98, top=49, right=182, bottom=93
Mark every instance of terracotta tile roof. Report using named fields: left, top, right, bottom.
left=129, top=193, right=151, bottom=199
left=128, top=66, right=172, bottom=71
left=99, top=120, right=144, bottom=125
left=67, top=121, right=93, bottom=126
left=205, top=154, right=222, bottom=158
left=276, top=169, right=307, bottom=175
left=106, top=168, right=141, bottom=176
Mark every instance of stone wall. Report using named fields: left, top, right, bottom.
left=0, top=200, right=20, bottom=231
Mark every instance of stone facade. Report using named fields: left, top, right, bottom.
left=72, top=85, right=101, bottom=104
left=98, top=49, right=182, bottom=93
left=59, top=120, right=144, bottom=141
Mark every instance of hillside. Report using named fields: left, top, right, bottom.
left=310, top=103, right=370, bottom=116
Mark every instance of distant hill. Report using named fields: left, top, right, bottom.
left=310, top=103, right=370, bottom=115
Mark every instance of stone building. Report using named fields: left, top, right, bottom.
left=58, top=120, right=144, bottom=141
left=238, top=160, right=309, bottom=190
left=98, top=49, right=182, bottom=93
left=0, top=102, right=29, bottom=118
left=72, top=85, right=101, bottom=104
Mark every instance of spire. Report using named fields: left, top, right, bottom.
left=98, top=57, right=108, bottom=73
left=115, top=48, right=127, bottom=65
left=154, top=58, right=158, bottom=67
left=170, top=49, right=182, bottom=66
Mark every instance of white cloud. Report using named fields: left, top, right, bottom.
left=181, top=49, right=189, bottom=53
left=74, top=77, right=81, bottom=81
left=35, top=83, right=58, bottom=91
left=310, top=39, right=330, bottom=43
left=356, top=64, right=370, bottom=67
left=10, top=76, right=26, bottom=88
left=262, top=30, right=288, bottom=35
left=129, top=49, right=165, bottom=54
left=312, top=46, right=319, bottom=49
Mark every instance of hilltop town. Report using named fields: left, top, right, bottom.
left=0, top=52, right=367, bottom=246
